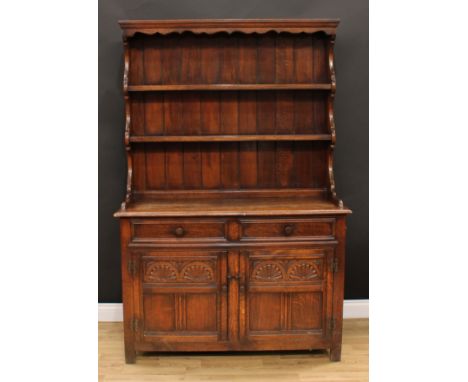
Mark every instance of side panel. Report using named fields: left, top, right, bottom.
left=119, top=219, right=136, bottom=363
left=330, top=216, right=347, bottom=361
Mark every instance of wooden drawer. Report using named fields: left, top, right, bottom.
left=240, top=218, right=335, bottom=241
left=131, top=219, right=227, bottom=243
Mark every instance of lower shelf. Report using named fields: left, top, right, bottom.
left=114, top=196, right=351, bottom=217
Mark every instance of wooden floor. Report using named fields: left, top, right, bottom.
left=99, top=319, right=368, bottom=382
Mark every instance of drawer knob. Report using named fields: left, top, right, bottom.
left=174, top=227, right=185, bottom=237
left=284, top=224, right=295, bottom=236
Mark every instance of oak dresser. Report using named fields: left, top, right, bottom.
left=114, top=19, right=351, bottom=363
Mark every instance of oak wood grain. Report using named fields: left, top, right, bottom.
left=116, top=19, right=350, bottom=364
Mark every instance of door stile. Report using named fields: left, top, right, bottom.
left=325, top=248, right=335, bottom=340
left=132, top=251, right=142, bottom=345
left=239, top=251, right=248, bottom=341
left=219, top=251, right=228, bottom=341
left=227, top=250, right=239, bottom=342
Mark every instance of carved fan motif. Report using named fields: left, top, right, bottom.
left=287, top=262, right=319, bottom=280
left=182, top=262, right=214, bottom=282
left=145, top=262, right=177, bottom=282
left=253, top=263, right=284, bottom=281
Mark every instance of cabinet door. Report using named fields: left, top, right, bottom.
left=239, top=248, right=334, bottom=350
left=132, top=250, right=228, bottom=350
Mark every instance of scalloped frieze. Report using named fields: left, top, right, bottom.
left=124, top=29, right=337, bottom=38
left=119, top=20, right=339, bottom=38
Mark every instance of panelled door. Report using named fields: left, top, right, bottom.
left=239, top=248, right=334, bottom=349
left=132, top=250, right=228, bottom=349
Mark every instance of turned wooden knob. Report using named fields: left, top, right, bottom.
left=284, top=224, right=294, bottom=236
left=174, top=227, right=185, bottom=237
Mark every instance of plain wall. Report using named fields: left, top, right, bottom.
left=98, top=0, right=368, bottom=302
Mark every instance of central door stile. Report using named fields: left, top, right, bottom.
left=219, top=251, right=228, bottom=341
left=227, top=250, right=240, bottom=343
left=239, top=251, right=248, bottom=342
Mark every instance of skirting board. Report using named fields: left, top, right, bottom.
left=98, top=300, right=369, bottom=322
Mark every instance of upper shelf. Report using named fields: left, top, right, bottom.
left=119, top=19, right=340, bottom=37
left=127, top=84, right=333, bottom=92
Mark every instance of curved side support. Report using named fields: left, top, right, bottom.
left=328, top=36, right=337, bottom=144
left=327, top=146, right=343, bottom=209
left=327, top=36, right=343, bottom=209
left=121, top=34, right=133, bottom=210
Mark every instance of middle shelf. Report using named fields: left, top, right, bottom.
left=129, top=134, right=332, bottom=143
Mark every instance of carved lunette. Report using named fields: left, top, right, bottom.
left=122, top=34, right=133, bottom=210
left=327, top=35, right=343, bottom=209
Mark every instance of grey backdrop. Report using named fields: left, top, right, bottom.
left=99, top=0, right=368, bottom=302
